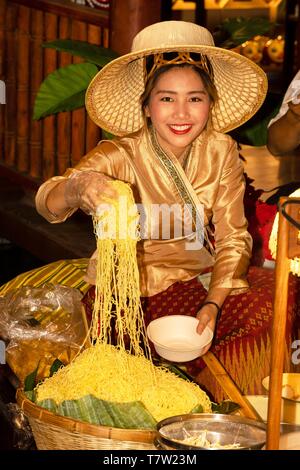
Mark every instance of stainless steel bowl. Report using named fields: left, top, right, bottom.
left=156, top=413, right=266, bottom=450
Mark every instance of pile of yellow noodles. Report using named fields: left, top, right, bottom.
left=34, top=181, right=211, bottom=422
left=35, top=342, right=211, bottom=421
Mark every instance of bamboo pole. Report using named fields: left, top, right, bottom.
left=42, top=12, right=57, bottom=180
left=16, top=5, right=30, bottom=173
left=266, top=198, right=290, bottom=449
left=102, top=26, right=109, bottom=49
left=0, top=0, right=6, bottom=163
left=202, top=351, right=262, bottom=421
left=4, top=1, right=17, bottom=167
left=56, top=15, right=71, bottom=175
left=70, top=19, right=87, bottom=166
left=29, top=9, right=43, bottom=179
left=85, top=23, right=101, bottom=152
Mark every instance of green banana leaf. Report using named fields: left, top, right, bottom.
left=211, top=400, right=240, bottom=414
left=42, top=39, right=118, bottom=67
left=33, top=62, right=99, bottom=120
left=50, top=359, right=64, bottom=377
left=24, top=362, right=39, bottom=392
left=36, top=395, right=157, bottom=429
left=24, top=390, right=35, bottom=402
left=191, top=404, right=203, bottom=414
left=37, top=398, right=57, bottom=413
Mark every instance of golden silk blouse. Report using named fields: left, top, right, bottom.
left=36, top=127, right=252, bottom=297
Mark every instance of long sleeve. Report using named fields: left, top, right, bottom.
left=35, top=141, right=133, bottom=223
left=209, top=139, right=252, bottom=291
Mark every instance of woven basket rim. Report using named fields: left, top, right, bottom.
left=16, top=389, right=156, bottom=444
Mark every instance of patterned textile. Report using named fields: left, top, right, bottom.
left=0, top=259, right=91, bottom=296
left=82, top=266, right=300, bottom=401
left=243, top=174, right=277, bottom=266
left=1, top=261, right=299, bottom=402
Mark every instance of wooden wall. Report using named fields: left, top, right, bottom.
left=0, top=0, right=109, bottom=188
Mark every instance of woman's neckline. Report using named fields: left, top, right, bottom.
left=149, top=125, right=194, bottom=171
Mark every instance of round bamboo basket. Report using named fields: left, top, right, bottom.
left=16, top=390, right=157, bottom=450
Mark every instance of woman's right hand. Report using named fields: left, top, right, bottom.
left=64, top=170, right=117, bottom=215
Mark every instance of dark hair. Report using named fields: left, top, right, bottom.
left=140, top=53, right=218, bottom=112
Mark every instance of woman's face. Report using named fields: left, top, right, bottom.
left=145, top=67, right=211, bottom=158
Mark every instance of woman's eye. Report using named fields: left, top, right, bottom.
left=190, top=97, right=201, bottom=102
left=160, top=96, right=173, bottom=102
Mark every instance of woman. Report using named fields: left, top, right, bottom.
left=35, top=21, right=267, bottom=359
left=6, top=21, right=285, bottom=400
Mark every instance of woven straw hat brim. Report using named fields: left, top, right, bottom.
left=86, top=44, right=268, bottom=136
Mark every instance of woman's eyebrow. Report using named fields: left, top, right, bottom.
left=155, top=89, right=207, bottom=95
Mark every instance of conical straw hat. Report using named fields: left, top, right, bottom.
left=86, top=21, right=268, bottom=136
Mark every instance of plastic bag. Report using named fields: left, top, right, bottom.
left=0, top=285, right=87, bottom=383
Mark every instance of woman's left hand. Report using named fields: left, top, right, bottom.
left=196, top=304, right=218, bottom=355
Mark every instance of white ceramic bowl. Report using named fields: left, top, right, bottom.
left=147, top=315, right=213, bottom=362
left=261, top=373, right=300, bottom=425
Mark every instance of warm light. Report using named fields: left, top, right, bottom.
left=204, top=0, right=283, bottom=10
left=172, top=1, right=196, bottom=11
left=269, top=189, right=300, bottom=276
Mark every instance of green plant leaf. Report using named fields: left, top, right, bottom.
left=211, top=400, right=240, bottom=414
left=218, top=17, right=274, bottom=47
left=190, top=404, right=203, bottom=414
left=33, top=62, right=99, bottom=120
left=102, top=129, right=115, bottom=140
left=230, top=92, right=281, bottom=146
left=153, top=358, right=195, bottom=382
left=24, top=390, right=35, bottom=402
left=50, top=359, right=64, bottom=377
left=24, top=363, right=40, bottom=392
left=42, top=39, right=119, bottom=66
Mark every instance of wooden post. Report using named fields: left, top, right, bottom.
left=266, top=197, right=291, bottom=450
left=4, top=1, right=17, bottom=168
left=70, top=19, right=87, bottom=167
left=109, top=0, right=161, bottom=55
left=85, top=24, right=101, bottom=152
left=57, top=16, right=72, bottom=176
left=195, top=0, right=206, bottom=27
left=42, top=12, right=58, bottom=180
left=29, top=9, right=43, bottom=179
left=16, top=5, right=30, bottom=173
left=0, top=0, right=6, bottom=163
